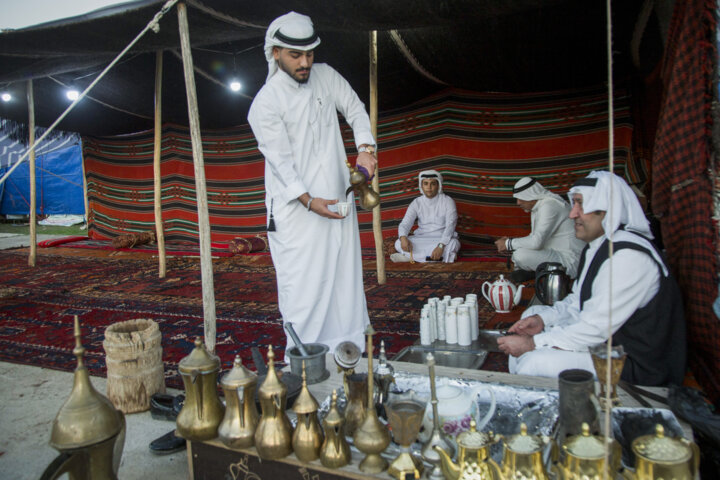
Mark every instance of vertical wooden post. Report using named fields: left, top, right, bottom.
left=369, top=31, right=386, bottom=284
left=81, top=148, right=89, bottom=232
left=153, top=50, right=167, bottom=278
left=177, top=2, right=217, bottom=352
left=27, top=80, right=37, bottom=267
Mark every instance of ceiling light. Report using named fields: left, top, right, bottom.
left=1, top=93, right=11, bottom=102
left=229, top=80, right=242, bottom=92
left=66, top=89, right=79, bottom=101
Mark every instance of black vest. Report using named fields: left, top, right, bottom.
left=577, top=233, right=686, bottom=386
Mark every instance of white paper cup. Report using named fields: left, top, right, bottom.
left=336, top=202, right=349, bottom=217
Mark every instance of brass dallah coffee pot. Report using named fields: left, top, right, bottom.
left=435, top=419, right=503, bottom=480
left=254, top=345, right=293, bottom=460
left=217, top=355, right=259, bottom=449
left=346, top=160, right=380, bottom=210
left=553, top=422, right=622, bottom=480
left=291, top=361, right=324, bottom=463
left=621, top=424, right=699, bottom=480
left=176, top=337, right=225, bottom=441
left=319, top=390, right=351, bottom=468
left=42, top=316, right=126, bottom=480
left=499, top=423, right=555, bottom=480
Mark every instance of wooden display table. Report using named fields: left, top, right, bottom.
left=186, top=354, right=689, bottom=479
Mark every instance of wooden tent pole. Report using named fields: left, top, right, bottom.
left=153, top=50, right=167, bottom=278
left=177, top=2, right=217, bottom=352
left=369, top=30, right=386, bottom=285
left=27, top=80, right=37, bottom=267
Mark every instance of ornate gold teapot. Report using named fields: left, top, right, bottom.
left=621, top=424, right=699, bottom=480
left=434, top=419, right=503, bottom=480
left=176, top=338, right=225, bottom=441
left=253, top=345, right=293, bottom=460
left=499, top=423, right=554, bottom=480
left=553, top=422, right=622, bottom=480
left=217, top=355, right=258, bottom=449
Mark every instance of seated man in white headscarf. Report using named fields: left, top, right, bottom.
left=495, top=177, right=585, bottom=283
left=391, top=170, right=461, bottom=263
left=497, top=171, right=686, bottom=387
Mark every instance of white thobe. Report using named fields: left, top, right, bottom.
left=248, top=64, right=374, bottom=357
left=509, top=230, right=662, bottom=378
left=510, top=197, right=585, bottom=277
left=394, top=193, right=460, bottom=262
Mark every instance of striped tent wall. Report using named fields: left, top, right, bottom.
left=83, top=87, right=639, bottom=249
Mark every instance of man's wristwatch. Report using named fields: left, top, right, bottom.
left=358, top=145, right=376, bottom=155
left=437, top=243, right=445, bottom=249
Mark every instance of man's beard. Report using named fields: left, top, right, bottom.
left=278, top=59, right=311, bottom=83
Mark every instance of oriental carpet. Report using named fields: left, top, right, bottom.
left=0, top=249, right=513, bottom=389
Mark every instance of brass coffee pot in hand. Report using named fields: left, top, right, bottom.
left=254, top=345, right=293, bottom=460
left=217, top=355, right=258, bottom=449
left=346, top=160, right=380, bottom=211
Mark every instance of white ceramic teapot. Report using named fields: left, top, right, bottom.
left=482, top=274, right=524, bottom=313
left=418, top=379, right=496, bottom=442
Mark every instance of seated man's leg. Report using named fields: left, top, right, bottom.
left=509, top=348, right=595, bottom=378
left=512, top=248, right=564, bottom=273
left=442, top=237, right=461, bottom=263
left=392, top=238, right=411, bottom=262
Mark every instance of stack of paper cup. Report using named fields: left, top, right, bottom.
left=451, top=297, right=464, bottom=307
left=445, top=305, right=458, bottom=344
left=437, top=301, right=447, bottom=341
left=443, top=295, right=452, bottom=303
left=457, top=304, right=472, bottom=346
left=420, top=308, right=431, bottom=345
left=429, top=297, right=442, bottom=341
left=465, top=294, right=479, bottom=340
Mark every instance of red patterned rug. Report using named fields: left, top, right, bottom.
left=0, top=250, right=511, bottom=389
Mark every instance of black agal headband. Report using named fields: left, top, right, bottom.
left=572, top=177, right=598, bottom=188
left=274, top=29, right=319, bottom=47
left=513, top=178, right=537, bottom=194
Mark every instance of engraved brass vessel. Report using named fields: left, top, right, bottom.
left=353, top=325, right=391, bottom=473
left=499, top=423, right=554, bottom=480
left=320, top=389, right=351, bottom=468
left=346, top=160, right=380, bottom=210
left=176, top=337, right=225, bottom=441
left=590, top=343, right=627, bottom=409
left=343, top=372, right=368, bottom=437
left=385, top=391, right=427, bottom=480
left=621, top=424, right=699, bottom=480
left=554, top=422, right=622, bottom=480
left=254, top=345, right=293, bottom=460
left=291, top=361, right=324, bottom=463
left=217, top=355, right=258, bottom=449
left=421, top=352, right=455, bottom=480
left=434, top=419, right=503, bottom=480
left=42, top=316, right=126, bottom=480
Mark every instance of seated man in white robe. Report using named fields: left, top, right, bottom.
left=497, top=171, right=686, bottom=387
left=391, top=170, right=461, bottom=263
left=495, top=177, right=585, bottom=283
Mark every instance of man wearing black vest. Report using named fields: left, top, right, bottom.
left=497, top=171, right=686, bottom=386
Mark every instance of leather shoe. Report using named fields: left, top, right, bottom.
left=149, top=430, right=186, bottom=455
left=150, top=394, right=184, bottom=421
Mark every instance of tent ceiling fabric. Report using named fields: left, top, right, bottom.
left=0, top=0, right=661, bottom=136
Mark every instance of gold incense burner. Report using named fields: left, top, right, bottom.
left=42, top=316, right=126, bottom=480
left=385, top=391, right=427, bottom=480
left=553, top=422, right=622, bottom=480
left=499, top=423, right=554, bottom=480
left=176, top=337, right=225, bottom=441
left=217, top=355, right=258, bottom=449
left=590, top=343, right=627, bottom=409
left=621, top=424, right=699, bottom=480
left=254, top=345, right=293, bottom=460
left=291, top=362, right=324, bottom=463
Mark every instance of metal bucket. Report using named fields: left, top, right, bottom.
left=287, top=343, right=330, bottom=384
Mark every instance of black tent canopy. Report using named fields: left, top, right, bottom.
left=0, top=0, right=666, bottom=136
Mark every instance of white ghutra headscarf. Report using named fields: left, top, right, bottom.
left=512, top=177, right=565, bottom=204
left=568, top=171, right=652, bottom=238
left=263, top=12, right=321, bottom=82
left=418, top=169, right=443, bottom=195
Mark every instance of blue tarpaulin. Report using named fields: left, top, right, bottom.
left=0, top=144, right=84, bottom=215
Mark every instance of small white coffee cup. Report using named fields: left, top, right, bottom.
left=335, top=202, right=349, bottom=217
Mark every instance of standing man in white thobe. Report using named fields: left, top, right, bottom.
left=248, top=12, right=377, bottom=357
left=391, top=170, right=461, bottom=263
left=495, top=177, right=585, bottom=282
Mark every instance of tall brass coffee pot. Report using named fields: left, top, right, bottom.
left=320, top=390, right=351, bottom=468
left=499, top=423, right=554, bottom=480
left=292, top=362, right=324, bottom=463
left=176, top=338, right=224, bottom=441
left=343, top=372, right=368, bottom=437
left=434, top=419, right=503, bottom=480
left=346, top=161, right=380, bottom=211
left=217, top=355, right=258, bottom=449
left=621, top=424, right=699, bottom=480
left=254, top=345, right=293, bottom=460
left=553, top=423, right=621, bottom=480
left=42, top=316, right=126, bottom=480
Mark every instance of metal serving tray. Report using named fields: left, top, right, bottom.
left=392, top=340, right=488, bottom=369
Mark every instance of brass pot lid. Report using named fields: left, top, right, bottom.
left=323, top=390, right=344, bottom=428
left=632, top=424, right=693, bottom=464
left=178, top=337, right=220, bottom=375
left=220, top=355, right=257, bottom=389
left=293, top=362, right=319, bottom=414
left=257, top=345, right=287, bottom=398
left=563, top=423, right=608, bottom=459
left=457, top=419, right=494, bottom=449
left=505, top=423, right=545, bottom=454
